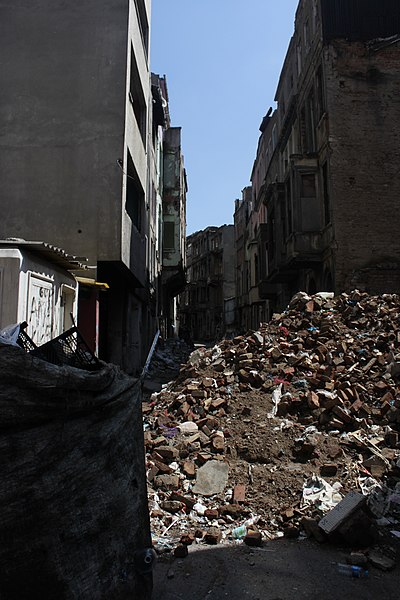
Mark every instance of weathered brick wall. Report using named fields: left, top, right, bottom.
left=325, top=39, right=400, bottom=293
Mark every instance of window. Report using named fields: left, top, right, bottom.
left=304, top=20, right=310, bottom=53
left=125, top=151, right=144, bottom=231
left=312, top=0, right=319, bottom=33
left=322, top=163, right=331, bottom=226
left=297, top=41, right=303, bottom=76
left=254, top=254, right=259, bottom=284
left=306, top=91, right=316, bottom=152
left=316, top=66, right=325, bottom=121
left=272, top=124, right=278, bottom=150
left=285, top=177, right=292, bottom=235
left=301, top=173, right=316, bottom=198
left=300, top=107, right=307, bottom=153
left=163, top=221, right=175, bottom=251
left=129, top=46, right=147, bottom=145
left=268, top=209, right=275, bottom=260
left=281, top=196, right=287, bottom=241
left=134, top=0, right=149, bottom=58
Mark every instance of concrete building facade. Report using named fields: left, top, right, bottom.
left=238, top=0, right=400, bottom=317
left=181, top=225, right=235, bottom=342
left=0, top=1, right=187, bottom=374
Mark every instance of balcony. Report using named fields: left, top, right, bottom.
left=285, top=231, right=325, bottom=265
left=265, top=225, right=333, bottom=283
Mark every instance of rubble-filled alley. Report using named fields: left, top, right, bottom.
left=144, top=290, right=400, bottom=592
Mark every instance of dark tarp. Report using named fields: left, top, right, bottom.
left=0, top=342, right=152, bottom=600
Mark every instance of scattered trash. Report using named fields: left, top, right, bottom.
left=0, top=323, right=21, bottom=346
left=337, top=563, right=368, bottom=578
left=267, top=383, right=282, bottom=418
left=302, top=476, right=342, bottom=513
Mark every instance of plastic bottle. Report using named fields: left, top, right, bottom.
left=232, top=524, right=247, bottom=539
left=337, top=563, right=368, bottom=578
left=232, top=516, right=260, bottom=540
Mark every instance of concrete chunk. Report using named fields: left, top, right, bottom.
left=193, top=460, right=229, bottom=496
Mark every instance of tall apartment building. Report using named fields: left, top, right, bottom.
left=239, top=0, right=400, bottom=316
left=0, top=1, right=187, bottom=374
left=149, top=75, right=187, bottom=340
left=180, top=225, right=235, bottom=341
left=161, top=126, right=187, bottom=338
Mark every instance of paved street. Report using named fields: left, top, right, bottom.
left=153, top=539, right=400, bottom=600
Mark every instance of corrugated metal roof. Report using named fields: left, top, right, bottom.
left=0, top=239, right=87, bottom=271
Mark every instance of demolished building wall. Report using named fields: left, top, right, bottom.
left=237, top=0, right=400, bottom=324
left=325, top=36, right=400, bottom=292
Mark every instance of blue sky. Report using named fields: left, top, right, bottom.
left=150, top=0, right=299, bottom=235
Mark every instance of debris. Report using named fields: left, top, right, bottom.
left=233, top=484, right=246, bottom=503
left=192, top=460, right=229, bottom=496
left=179, top=422, right=199, bottom=435
left=300, top=517, right=326, bottom=543
left=367, top=549, right=396, bottom=571
left=302, top=476, right=343, bottom=513
left=337, top=563, right=368, bottom=578
left=204, top=527, right=221, bottom=545
left=347, top=552, right=368, bottom=568
left=173, top=544, right=189, bottom=558
left=319, top=491, right=365, bottom=534
left=232, top=524, right=247, bottom=540
left=244, top=530, right=263, bottom=547
left=144, top=291, right=400, bottom=554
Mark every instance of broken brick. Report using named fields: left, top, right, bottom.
left=204, top=527, right=221, bottom=545
left=244, top=530, right=263, bottom=547
left=233, top=484, right=246, bottom=504
left=174, top=544, right=189, bottom=558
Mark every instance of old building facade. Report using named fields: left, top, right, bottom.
left=0, top=1, right=187, bottom=374
left=238, top=0, right=400, bottom=318
left=234, top=186, right=270, bottom=332
left=161, top=126, right=188, bottom=338
left=180, top=225, right=235, bottom=342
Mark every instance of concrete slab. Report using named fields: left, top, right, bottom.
left=192, top=460, right=229, bottom=496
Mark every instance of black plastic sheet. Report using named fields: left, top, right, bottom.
left=0, top=343, right=152, bottom=600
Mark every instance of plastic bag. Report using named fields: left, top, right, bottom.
left=0, top=323, right=20, bottom=346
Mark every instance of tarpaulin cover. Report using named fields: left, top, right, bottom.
left=0, top=342, right=152, bottom=600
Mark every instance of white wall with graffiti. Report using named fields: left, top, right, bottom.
left=0, top=247, right=78, bottom=344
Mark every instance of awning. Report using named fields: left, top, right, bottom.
left=76, top=277, right=109, bottom=290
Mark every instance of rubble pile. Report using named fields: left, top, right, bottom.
left=142, top=337, right=193, bottom=394
left=144, top=291, right=400, bottom=566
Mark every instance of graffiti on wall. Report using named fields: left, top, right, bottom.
left=27, top=275, right=54, bottom=345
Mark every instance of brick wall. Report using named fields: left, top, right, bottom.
left=325, top=39, right=400, bottom=293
